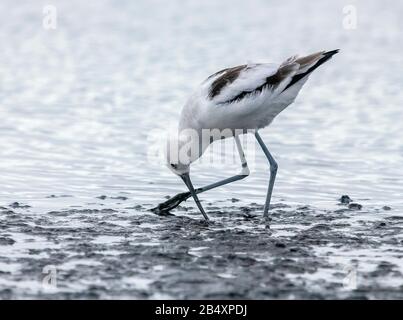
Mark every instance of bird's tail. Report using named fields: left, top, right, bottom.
left=282, top=49, right=339, bottom=91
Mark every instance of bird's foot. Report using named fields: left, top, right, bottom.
left=199, top=218, right=213, bottom=227
left=263, top=215, right=272, bottom=229
left=150, top=191, right=191, bottom=215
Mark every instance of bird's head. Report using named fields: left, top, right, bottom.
left=167, top=159, right=190, bottom=176
left=166, top=128, right=205, bottom=176
left=165, top=132, right=209, bottom=220
left=166, top=133, right=191, bottom=176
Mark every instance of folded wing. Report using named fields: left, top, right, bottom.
left=204, top=50, right=339, bottom=106
left=205, top=62, right=299, bottom=105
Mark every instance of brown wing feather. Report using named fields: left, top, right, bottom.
left=215, top=63, right=298, bottom=105
left=208, top=65, right=247, bottom=98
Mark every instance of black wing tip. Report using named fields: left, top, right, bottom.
left=282, top=49, right=339, bottom=92
left=317, top=49, right=339, bottom=65
left=324, top=49, right=340, bottom=57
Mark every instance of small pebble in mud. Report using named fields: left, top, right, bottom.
left=339, top=195, right=352, bottom=204
left=240, top=207, right=251, bottom=214
left=46, top=194, right=72, bottom=198
left=275, top=242, right=286, bottom=248
left=348, top=203, right=362, bottom=210
left=1, top=209, right=15, bottom=215
left=9, top=202, right=30, bottom=209
left=382, top=206, right=392, bottom=211
left=375, top=222, right=387, bottom=228
left=111, top=196, right=128, bottom=201
left=0, top=237, right=16, bottom=245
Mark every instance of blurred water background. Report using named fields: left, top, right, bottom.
left=1, top=0, right=402, bottom=212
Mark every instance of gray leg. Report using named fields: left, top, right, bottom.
left=255, top=131, right=278, bottom=217
left=181, top=173, right=210, bottom=221
left=196, top=135, right=249, bottom=194
left=171, top=136, right=250, bottom=220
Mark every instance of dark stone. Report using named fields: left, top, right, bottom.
left=348, top=203, right=362, bottom=210
left=275, top=242, right=286, bottom=248
left=339, top=195, right=352, bottom=204
left=0, top=237, right=15, bottom=245
left=9, top=202, right=30, bottom=209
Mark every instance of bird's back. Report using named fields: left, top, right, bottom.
left=180, top=50, right=338, bottom=132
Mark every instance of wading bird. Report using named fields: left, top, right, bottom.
left=165, top=50, right=339, bottom=221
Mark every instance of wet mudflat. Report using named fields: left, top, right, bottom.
left=1, top=196, right=402, bottom=299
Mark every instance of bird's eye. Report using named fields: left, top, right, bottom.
left=170, top=163, right=178, bottom=169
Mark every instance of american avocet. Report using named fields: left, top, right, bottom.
left=161, top=50, right=339, bottom=221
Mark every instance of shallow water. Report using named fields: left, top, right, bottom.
left=0, top=0, right=403, bottom=299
